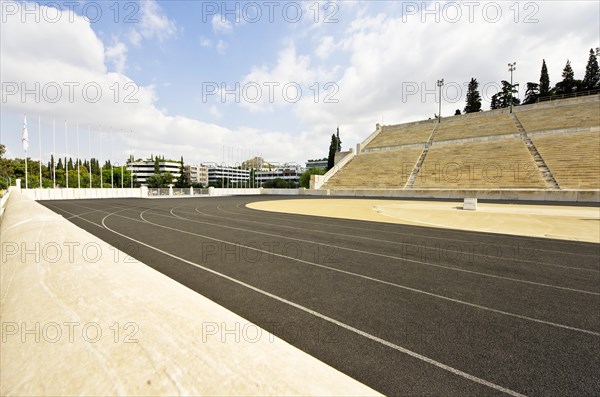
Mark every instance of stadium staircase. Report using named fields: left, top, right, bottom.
left=512, top=113, right=560, bottom=189
left=404, top=122, right=439, bottom=189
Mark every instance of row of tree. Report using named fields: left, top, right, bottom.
left=462, top=48, right=599, bottom=113
left=0, top=145, right=135, bottom=189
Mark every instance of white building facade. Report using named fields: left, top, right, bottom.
left=128, top=160, right=181, bottom=185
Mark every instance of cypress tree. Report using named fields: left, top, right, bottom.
left=539, top=59, right=550, bottom=96
left=464, top=78, right=482, bottom=113
left=556, top=60, right=575, bottom=94
left=582, top=48, right=600, bottom=90
left=327, top=134, right=337, bottom=170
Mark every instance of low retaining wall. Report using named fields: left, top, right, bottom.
left=313, top=151, right=356, bottom=190
left=327, top=189, right=600, bottom=202
left=209, top=187, right=261, bottom=196
left=0, top=191, right=377, bottom=396
left=0, top=190, right=10, bottom=221
left=22, top=187, right=146, bottom=200
left=16, top=186, right=600, bottom=203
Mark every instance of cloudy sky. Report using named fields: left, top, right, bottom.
left=1, top=0, right=598, bottom=166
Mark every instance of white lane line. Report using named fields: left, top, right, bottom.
left=98, top=209, right=526, bottom=397
left=227, top=202, right=600, bottom=255
left=163, top=207, right=599, bottom=296
left=201, top=205, right=600, bottom=273
left=49, top=201, right=599, bottom=337
left=139, top=208, right=600, bottom=337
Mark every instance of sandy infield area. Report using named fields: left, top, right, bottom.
left=247, top=199, right=600, bottom=243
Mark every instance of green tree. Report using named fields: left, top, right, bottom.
left=523, top=82, right=540, bottom=105
left=555, top=60, right=576, bottom=94
left=490, top=81, right=520, bottom=109
left=146, top=172, right=173, bottom=188
left=582, top=48, right=600, bottom=90
left=463, top=78, right=482, bottom=113
left=111, top=166, right=132, bottom=188
left=176, top=156, right=189, bottom=188
left=0, top=145, right=8, bottom=190
left=263, top=178, right=295, bottom=188
left=300, top=167, right=326, bottom=188
left=327, top=133, right=338, bottom=170
left=336, top=127, right=342, bottom=151
left=154, top=156, right=160, bottom=174
left=490, top=93, right=501, bottom=110
left=539, top=59, right=551, bottom=96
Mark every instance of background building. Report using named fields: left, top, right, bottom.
left=306, top=159, right=328, bottom=170
left=204, top=164, right=251, bottom=187
left=185, top=165, right=209, bottom=187
left=128, top=159, right=181, bottom=185
left=256, top=163, right=304, bottom=186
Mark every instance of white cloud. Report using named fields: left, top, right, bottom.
left=216, top=40, right=228, bottom=55
left=212, top=15, right=233, bottom=34
left=291, top=0, right=600, bottom=148
left=128, top=0, right=177, bottom=46
left=0, top=1, right=320, bottom=165
left=105, top=38, right=128, bottom=73
left=315, top=36, right=335, bottom=59
left=235, top=43, right=339, bottom=113
left=199, top=36, right=227, bottom=56
left=199, top=36, right=213, bottom=48
left=2, top=1, right=598, bottom=166
left=209, top=105, right=223, bottom=119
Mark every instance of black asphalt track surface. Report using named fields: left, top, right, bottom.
left=40, top=196, right=600, bottom=396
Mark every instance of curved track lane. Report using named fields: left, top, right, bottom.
left=41, top=196, right=600, bottom=396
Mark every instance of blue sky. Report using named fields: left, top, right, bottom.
left=1, top=0, right=599, bottom=166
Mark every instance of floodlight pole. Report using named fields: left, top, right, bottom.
left=437, top=79, right=444, bottom=123
left=508, top=62, right=517, bottom=113
left=131, top=130, right=134, bottom=188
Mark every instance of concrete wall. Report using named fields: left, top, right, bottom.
left=313, top=151, right=356, bottom=190
left=0, top=191, right=377, bottom=396
left=326, top=188, right=600, bottom=202
left=208, top=187, right=261, bottom=196
left=0, top=190, right=10, bottom=221
left=21, top=188, right=146, bottom=200
left=300, top=188, right=330, bottom=196
left=356, top=123, right=383, bottom=153
left=15, top=185, right=599, bottom=203
left=261, top=188, right=301, bottom=195
left=334, top=150, right=352, bottom=165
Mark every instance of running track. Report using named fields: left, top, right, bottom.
left=41, top=196, right=600, bottom=396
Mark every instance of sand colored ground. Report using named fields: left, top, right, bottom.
left=247, top=199, right=600, bottom=243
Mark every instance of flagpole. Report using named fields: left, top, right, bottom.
left=88, top=123, right=92, bottom=189
left=65, top=120, right=68, bottom=189
left=100, top=125, right=103, bottom=188
left=23, top=115, right=28, bottom=189
left=121, top=128, right=124, bottom=189
left=38, top=116, right=42, bottom=188
left=52, top=119, right=56, bottom=188
left=110, top=126, right=113, bottom=189
left=77, top=121, right=81, bottom=189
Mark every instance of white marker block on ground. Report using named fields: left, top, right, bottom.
left=463, top=198, right=477, bottom=211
